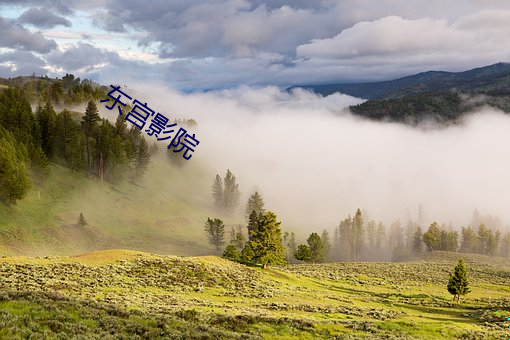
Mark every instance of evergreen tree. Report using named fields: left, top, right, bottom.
left=375, top=222, right=387, bottom=258
left=412, top=226, right=423, bottom=254
left=447, top=259, right=471, bottom=303
left=244, top=191, right=265, bottom=220
left=78, top=213, right=87, bottom=226
left=134, top=137, right=151, bottom=180
left=366, top=220, right=377, bottom=259
left=338, top=216, right=352, bottom=261
left=0, top=132, right=31, bottom=205
left=240, top=243, right=255, bottom=264
left=283, top=231, right=297, bottom=262
left=204, top=218, right=225, bottom=251
left=245, top=211, right=286, bottom=268
left=36, top=102, right=56, bottom=158
left=500, top=232, right=510, bottom=258
left=229, top=225, right=246, bottom=251
left=352, top=209, right=364, bottom=261
left=223, top=169, right=240, bottom=214
left=55, top=109, right=80, bottom=168
left=223, top=244, right=240, bottom=262
left=294, top=244, right=312, bottom=262
left=81, top=100, right=100, bottom=174
left=307, top=232, right=325, bottom=263
left=211, top=174, right=224, bottom=211
left=460, top=226, right=478, bottom=253
left=247, top=210, right=259, bottom=241
left=423, top=222, right=441, bottom=251
left=321, top=229, right=331, bottom=262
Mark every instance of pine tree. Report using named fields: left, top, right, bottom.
left=212, top=174, right=224, bottom=211
left=244, top=191, right=265, bottom=220
left=229, top=225, right=246, bottom=251
left=307, top=232, right=325, bottom=263
left=352, top=209, right=364, bottom=261
left=223, top=244, right=240, bottom=262
left=223, top=169, right=240, bottom=214
left=247, top=210, right=259, bottom=241
left=338, top=216, right=352, bottom=261
left=447, top=259, right=471, bottom=303
left=134, top=137, right=151, bottom=180
left=460, top=226, right=478, bottom=253
left=246, top=211, right=286, bottom=268
left=294, top=244, right=312, bottom=262
left=423, top=222, right=441, bottom=251
left=0, top=132, right=31, bottom=205
left=78, top=212, right=87, bottom=226
left=81, top=100, right=100, bottom=174
left=240, top=243, right=255, bottom=264
left=321, top=229, right=331, bottom=262
left=204, top=218, right=225, bottom=251
left=412, top=226, right=423, bottom=254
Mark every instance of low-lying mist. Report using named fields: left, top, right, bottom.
left=101, top=84, right=510, bottom=232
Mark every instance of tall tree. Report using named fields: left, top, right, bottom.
left=81, top=100, right=100, bottom=174
left=412, top=226, right=423, bottom=254
left=447, top=259, right=471, bottom=303
left=247, top=210, right=259, bottom=241
left=460, top=226, right=478, bottom=253
left=223, top=244, right=240, bottom=262
left=338, top=216, right=352, bottom=261
left=244, top=191, right=265, bottom=220
left=307, top=232, right=325, bottom=263
left=204, top=218, right=225, bottom=251
left=283, top=231, right=297, bottom=262
left=245, top=211, right=286, bottom=268
left=229, top=225, right=246, bottom=251
left=134, top=137, right=151, bottom=180
left=321, top=229, right=331, bottom=262
left=36, top=102, right=57, bottom=158
left=0, top=132, right=31, bottom=205
left=423, top=222, right=441, bottom=251
left=223, top=169, right=240, bottom=214
left=352, top=209, right=364, bottom=261
left=211, top=174, right=224, bottom=211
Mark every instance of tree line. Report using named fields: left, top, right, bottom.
left=0, top=84, right=152, bottom=205
left=296, top=210, right=510, bottom=263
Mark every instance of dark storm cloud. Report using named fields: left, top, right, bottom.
left=0, top=17, right=57, bottom=53
left=18, top=7, right=72, bottom=29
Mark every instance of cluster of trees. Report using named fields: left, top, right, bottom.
left=0, top=74, right=105, bottom=105
left=298, top=209, right=510, bottom=263
left=0, top=84, right=152, bottom=205
left=212, top=170, right=241, bottom=214
left=205, top=191, right=286, bottom=268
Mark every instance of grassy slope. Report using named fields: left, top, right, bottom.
left=0, top=153, right=227, bottom=256
left=0, top=250, right=509, bottom=339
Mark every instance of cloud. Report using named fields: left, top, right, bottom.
left=18, top=7, right=72, bottom=29
left=115, top=84, right=510, bottom=231
left=0, top=50, right=47, bottom=76
left=46, top=42, right=109, bottom=72
left=0, top=16, right=57, bottom=53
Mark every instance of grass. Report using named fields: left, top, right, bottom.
left=0, top=155, right=229, bottom=256
left=0, top=250, right=508, bottom=338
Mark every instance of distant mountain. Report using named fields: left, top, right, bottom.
left=289, top=62, right=510, bottom=100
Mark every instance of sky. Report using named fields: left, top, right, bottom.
left=1, top=0, right=510, bottom=89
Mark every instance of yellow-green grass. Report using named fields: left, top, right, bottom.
left=0, top=249, right=508, bottom=338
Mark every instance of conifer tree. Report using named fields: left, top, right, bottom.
left=212, top=174, right=223, bottom=210
left=78, top=212, right=87, bottom=226
left=447, top=259, right=471, bottom=303
left=245, top=211, right=285, bottom=268
left=204, top=218, right=225, bottom=251
left=223, top=244, right=240, bottom=262
left=412, top=226, right=423, bottom=254
left=244, top=191, right=265, bottom=220
left=352, top=209, right=364, bottom=261
left=223, top=169, right=240, bottom=214
left=307, top=232, right=325, bottom=263
left=81, top=100, right=100, bottom=174
left=134, top=137, right=151, bottom=180
left=294, top=244, right=312, bottom=262
left=423, top=222, right=441, bottom=251
left=0, top=132, right=31, bottom=205
left=321, top=230, right=331, bottom=261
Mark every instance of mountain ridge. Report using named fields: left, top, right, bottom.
left=289, top=62, right=510, bottom=99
